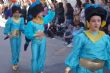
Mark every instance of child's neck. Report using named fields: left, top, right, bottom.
left=33, top=16, right=44, bottom=24
left=88, top=29, right=99, bottom=33
left=13, top=16, right=20, bottom=20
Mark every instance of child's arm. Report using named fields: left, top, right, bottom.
left=43, top=2, right=55, bottom=24
left=43, top=10, right=55, bottom=24
left=4, top=18, right=11, bottom=35
left=20, top=17, right=25, bottom=33
left=24, top=22, right=35, bottom=39
left=65, top=35, right=83, bottom=72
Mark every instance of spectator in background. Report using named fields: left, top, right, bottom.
left=80, top=3, right=89, bottom=25
left=0, top=4, right=2, bottom=15
left=57, top=2, right=65, bottom=25
left=47, top=23, right=57, bottom=39
left=76, top=0, right=82, bottom=8
left=3, top=6, right=9, bottom=19
left=107, top=15, right=110, bottom=35
left=3, top=4, right=12, bottom=19
left=64, top=24, right=73, bottom=48
left=65, top=3, right=74, bottom=27
left=21, top=4, right=27, bottom=24
left=56, top=2, right=65, bottom=37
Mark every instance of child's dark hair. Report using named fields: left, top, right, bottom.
left=12, top=5, right=21, bottom=14
left=85, top=6, right=107, bottom=22
left=30, top=3, right=44, bottom=18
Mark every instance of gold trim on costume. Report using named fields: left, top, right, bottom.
left=80, top=58, right=105, bottom=72
left=12, top=17, right=20, bottom=24
left=10, top=30, right=21, bottom=37
left=101, top=20, right=106, bottom=27
left=33, top=17, right=44, bottom=24
left=84, top=31, right=105, bottom=43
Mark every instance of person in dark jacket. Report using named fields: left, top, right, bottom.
left=65, top=3, right=74, bottom=26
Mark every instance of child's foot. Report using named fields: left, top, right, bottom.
left=52, top=38, right=55, bottom=39
left=24, top=43, right=29, bottom=51
left=12, top=64, right=18, bottom=71
left=67, top=43, right=72, bottom=48
left=64, top=42, right=68, bottom=45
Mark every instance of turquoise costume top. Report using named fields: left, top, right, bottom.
left=65, top=31, right=110, bottom=70
left=25, top=10, right=55, bottom=40
left=4, top=17, right=24, bottom=35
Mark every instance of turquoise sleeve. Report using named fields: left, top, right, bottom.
left=4, top=18, right=11, bottom=35
left=105, top=35, right=110, bottom=70
left=43, top=10, right=55, bottom=24
left=24, top=22, right=35, bottom=39
left=65, top=35, right=83, bottom=68
left=20, top=18, right=25, bottom=33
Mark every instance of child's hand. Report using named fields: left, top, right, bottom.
left=4, top=35, right=9, bottom=40
left=35, top=31, right=45, bottom=39
left=9, top=35, right=13, bottom=38
left=65, top=67, right=71, bottom=73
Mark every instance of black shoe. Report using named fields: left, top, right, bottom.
left=24, top=43, right=29, bottom=51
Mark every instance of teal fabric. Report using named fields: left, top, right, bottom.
left=65, top=31, right=110, bottom=73
left=25, top=10, right=55, bottom=73
left=25, top=10, right=55, bottom=40
left=72, top=27, right=84, bottom=37
left=4, top=17, right=24, bottom=35
left=4, top=17, right=24, bottom=65
left=31, top=37, right=46, bottom=72
left=10, top=37, right=21, bottom=65
left=85, top=4, right=101, bottom=9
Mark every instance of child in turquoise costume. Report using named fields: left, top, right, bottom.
left=4, top=5, right=24, bottom=71
left=65, top=4, right=110, bottom=73
left=24, top=1, right=55, bottom=73
left=24, top=0, right=41, bottom=51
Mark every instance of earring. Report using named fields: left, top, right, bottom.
left=86, top=21, right=90, bottom=28
left=101, top=20, right=106, bottom=28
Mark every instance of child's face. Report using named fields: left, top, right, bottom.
left=89, top=16, right=101, bottom=31
left=13, top=10, right=20, bottom=17
left=37, top=11, right=44, bottom=17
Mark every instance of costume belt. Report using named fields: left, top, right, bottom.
left=35, top=31, right=45, bottom=40
left=10, top=30, right=21, bottom=37
left=80, top=58, right=105, bottom=72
